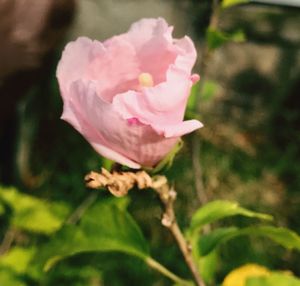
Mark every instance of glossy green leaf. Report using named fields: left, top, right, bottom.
left=246, top=272, right=300, bottom=286
left=190, top=200, right=272, bottom=232
left=41, top=199, right=149, bottom=271
left=0, top=186, right=69, bottom=234
left=198, top=226, right=300, bottom=256
left=222, top=0, right=249, bottom=8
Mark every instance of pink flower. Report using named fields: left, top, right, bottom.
left=57, top=18, right=203, bottom=169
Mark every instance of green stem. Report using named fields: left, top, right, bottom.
left=146, top=257, right=192, bottom=286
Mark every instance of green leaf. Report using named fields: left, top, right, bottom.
left=190, top=200, right=272, bottom=232
left=246, top=272, right=300, bottom=286
left=252, top=226, right=300, bottom=250
left=199, top=250, right=219, bottom=284
left=187, top=80, right=219, bottom=111
left=40, top=199, right=149, bottom=271
left=198, top=227, right=238, bottom=256
left=222, top=0, right=249, bottom=8
left=198, top=226, right=300, bottom=256
left=206, top=28, right=228, bottom=50
left=0, top=269, right=26, bottom=286
left=102, top=158, right=114, bottom=171
left=0, top=247, right=35, bottom=274
left=0, top=202, right=4, bottom=215
left=230, top=29, right=246, bottom=42
left=0, top=186, right=69, bottom=234
left=206, top=28, right=246, bottom=50
left=150, top=139, right=184, bottom=174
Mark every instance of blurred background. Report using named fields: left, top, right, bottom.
left=0, top=0, right=299, bottom=285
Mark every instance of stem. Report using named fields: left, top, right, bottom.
left=192, top=0, right=221, bottom=205
left=170, top=222, right=205, bottom=286
left=0, top=228, right=17, bottom=255
left=146, top=257, right=191, bottom=286
left=152, top=176, right=206, bottom=286
left=66, top=192, right=98, bottom=224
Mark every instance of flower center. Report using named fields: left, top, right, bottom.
left=138, top=73, right=153, bottom=87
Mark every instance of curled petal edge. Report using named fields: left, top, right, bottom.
left=152, top=120, right=203, bottom=138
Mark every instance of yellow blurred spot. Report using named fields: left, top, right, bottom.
left=222, top=264, right=270, bottom=286
left=138, top=73, right=153, bottom=87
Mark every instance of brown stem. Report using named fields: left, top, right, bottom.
left=84, top=169, right=206, bottom=285
left=0, top=228, right=17, bottom=255
left=66, top=192, right=98, bottom=224
left=152, top=176, right=206, bottom=286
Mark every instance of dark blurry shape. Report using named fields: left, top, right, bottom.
left=0, top=0, right=76, bottom=184
left=188, top=0, right=212, bottom=39
left=0, top=0, right=75, bottom=79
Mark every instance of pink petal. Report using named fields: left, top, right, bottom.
left=57, top=36, right=141, bottom=103
left=127, top=19, right=197, bottom=84
left=126, top=18, right=170, bottom=51
left=90, top=142, right=141, bottom=169
left=65, top=80, right=179, bottom=167
left=56, top=37, right=93, bottom=98
left=63, top=80, right=141, bottom=168
left=191, top=73, right=200, bottom=84
left=173, top=36, right=197, bottom=75
left=113, top=66, right=193, bottom=127
left=86, top=36, right=140, bottom=102
left=117, top=18, right=178, bottom=85
left=152, top=120, right=203, bottom=138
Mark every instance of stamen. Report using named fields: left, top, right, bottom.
left=138, top=73, right=153, bottom=87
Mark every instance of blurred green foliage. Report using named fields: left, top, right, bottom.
left=222, top=0, right=249, bottom=9
left=1, top=185, right=300, bottom=285
left=246, top=273, right=300, bottom=286
left=206, top=28, right=246, bottom=50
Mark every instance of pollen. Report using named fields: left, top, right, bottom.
left=138, top=73, right=153, bottom=87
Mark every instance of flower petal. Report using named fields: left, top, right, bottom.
left=117, top=18, right=177, bottom=85
left=113, top=66, right=193, bottom=126
left=65, top=80, right=178, bottom=168
left=62, top=80, right=141, bottom=168
left=173, top=36, right=197, bottom=75
left=152, top=119, right=203, bottom=138
left=126, top=17, right=170, bottom=51
left=56, top=37, right=94, bottom=98
left=87, top=36, right=140, bottom=102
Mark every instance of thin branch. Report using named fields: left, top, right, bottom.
left=66, top=192, right=98, bottom=224
left=151, top=176, right=206, bottom=286
left=85, top=169, right=206, bottom=286
left=0, top=228, right=17, bottom=255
